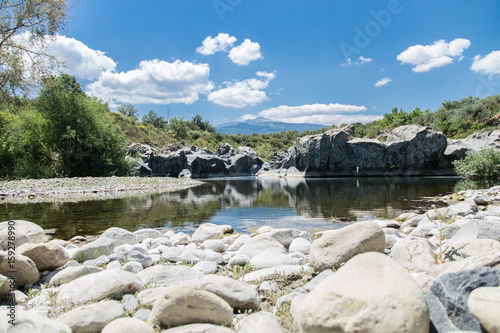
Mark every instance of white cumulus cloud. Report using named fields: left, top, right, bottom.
left=87, top=59, right=213, bottom=105
left=471, top=50, right=500, bottom=76
left=47, top=35, right=117, bottom=80
left=242, top=103, right=381, bottom=126
left=196, top=33, right=237, bottom=55
left=10, top=33, right=116, bottom=81
left=374, top=77, right=392, bottom=88
left=397, top=38, right=471, bottom=72
left=228, top=39, right=263, bottom=65
left=207, top=71, right=275, bottom=108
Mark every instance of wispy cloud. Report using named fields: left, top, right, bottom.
left=397, top=38, right=471, bottom=72
left=341, top=56, right=373, bottom=68
left=374, top=77, right=392, bottom=87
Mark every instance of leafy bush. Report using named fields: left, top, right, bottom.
left=453, top=148, right=500, bottom=178
left=37, top=74, right=132, bottom=177
left=0, top=103, right=57, bottom=178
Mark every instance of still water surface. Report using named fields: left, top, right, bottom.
left=0, top=177, right=496, bottom=240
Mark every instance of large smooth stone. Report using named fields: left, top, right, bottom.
left=101, top=227, right=138, bottom=246
left=446, top=220, right=500, bottom=246
left=389, top=236, right=436, bottom=272
left=199, top=239, right=226, bottom=253
left=227, top=234, right=251, bottom=251
left=249, top=252, right=300, bottom=269
left=241, top=265, right=309, bottom=283
left=236, top=235, right=287, bottom=259
left=57, top=268, right=145, bottom=305
left=425, top=267, right=499, bottom=332
left=0, top=251, right=39, bottom=286
left=149, top=282, right=233, bottom=328
left=17, top=243, right=69, bottom=271
left=309, top=222, right=385, bottom=270
left=234, top=311, right=283, bottom=333
left=468, top=286, right=500, bottom=333
left=0, top=220, right=45, bottom=249
left=200, top=274, right=260, bottom=311
left=49, top=265, right=102, bottom=286
left=138, top=287, right=169, bottom=306
left=71, top=236, right=115, bottom=262
left=444, top=239, right=500, bottom=262
left=419, top=250, right=500, bottom=292
left=136, top=265, right=204, bottom=288
left=162, top=247, right=224, bottom=264
left=264, top=228, right=312, bottom=248
left=134, top=228, right=163, bottom=242
left=192, top=223, right=223, bottom=242
left=57, top=300, right=124, bottom=333
left=291, top=252, right=429, bottom=333
left=102, top=317, right=154, bottom=333
left=289, top=238, right=311, bottom=255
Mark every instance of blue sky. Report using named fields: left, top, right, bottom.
left=44, top=0, right=500, bottom=126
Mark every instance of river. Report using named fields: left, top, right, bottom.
left=0, top=177, right=496, bottom=240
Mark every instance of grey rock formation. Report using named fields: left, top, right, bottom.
left=284, top=125, right=449, bottom=177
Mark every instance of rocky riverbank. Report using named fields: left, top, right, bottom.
left=0, top=177, right=204, bottom=203
left=0, top=186, right=500, bottom=332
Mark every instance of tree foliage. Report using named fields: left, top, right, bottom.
left=0, top=74, right=132, bottom=179
left=36, top=74, right=131, bottom=177
left=142, top=110, right=167, bottom=129
left=352, top=95, right=500, bottom=139
left=453, top=149, right=500, bottom=179
left=117, top=103, right=139, bottom=120
left=0, top=0, right=69, bottom=100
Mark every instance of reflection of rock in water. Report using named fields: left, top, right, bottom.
left=0, top=177, right=462, bottom=240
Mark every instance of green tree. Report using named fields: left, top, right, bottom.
left=142, top=110, right=167, bottom=129
left=0, top=0, right=69, bottom=100
left=0, top=101, right=56, bottom=178
left=117, top=104, right=139, bottom=120
left=37, top=74, right=131, bottom=177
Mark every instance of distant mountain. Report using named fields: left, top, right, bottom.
left=216, top=117, right=326, bottom=135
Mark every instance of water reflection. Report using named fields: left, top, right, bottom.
left=0, top=177, right=496, bottom=240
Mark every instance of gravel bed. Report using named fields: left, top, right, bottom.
left=0, top=177, right=204, bottom=203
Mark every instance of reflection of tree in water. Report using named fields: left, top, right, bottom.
left=0, top=177, right=467, bottom=240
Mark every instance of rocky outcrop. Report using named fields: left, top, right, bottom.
left=444, top=129, right=500, bottom=166
left=280, top=125, right=449, bottom=177
left=144, top=144, right=263, bottom=178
